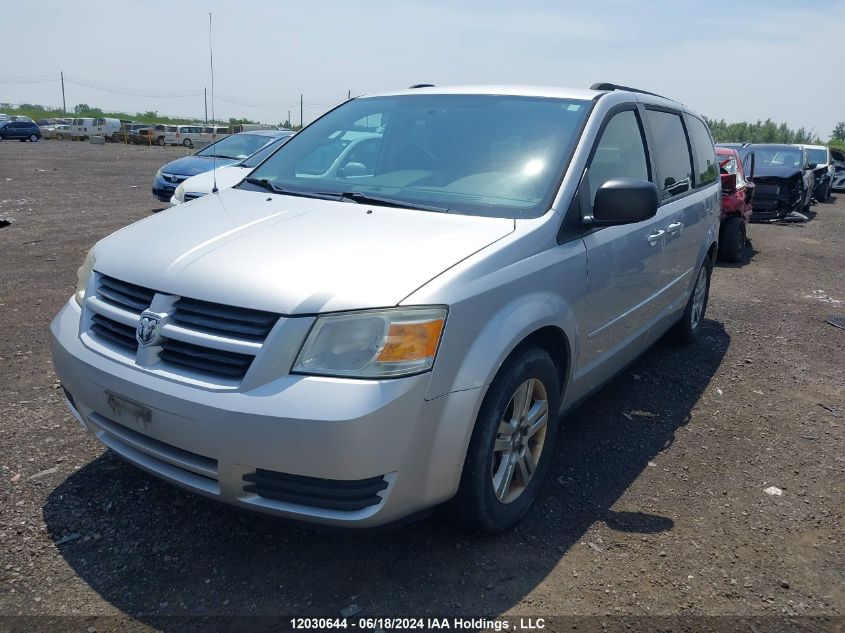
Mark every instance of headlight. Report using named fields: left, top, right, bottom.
left=155, top=169, right=162, bottom=181
left=174, top=182, right=185, bottom=203
left=74, top=248, right=96, bottom=306
left=292, top=307, right=447, bottom=378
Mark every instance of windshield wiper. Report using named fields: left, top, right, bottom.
left=242, top=177, right=339, bottom=200
left=338, top=191, right=449, bottom=213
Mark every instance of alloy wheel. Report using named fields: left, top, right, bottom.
left=691, top=266, right=708, bottom=329
left=491, top=378, right=549, bottom=504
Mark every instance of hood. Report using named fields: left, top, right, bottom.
left=159, top=155, right=239, bottom=177
left=94, top=188, right=515, bottom=314
left=752, top=164, right=802, bottom=180
left=181, top=165, right=250, bottom=196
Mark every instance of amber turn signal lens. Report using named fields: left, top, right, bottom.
left=377, top=319, right=444, bottom=362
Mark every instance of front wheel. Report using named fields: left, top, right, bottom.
left=671, top=257, right=712, bottom=344
left=56, top=133, right=64, bottom=141
left=183, top=138, right=193, bottom=148
left=445, top=346, right=561, bottom=532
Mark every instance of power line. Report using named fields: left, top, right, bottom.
left=64, top=75, right=204, bottom=98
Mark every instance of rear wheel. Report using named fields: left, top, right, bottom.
left=671, top=258, right=712, bottom=343
left=718, top=216, right=746, bottom=263
left=183, top=138, right=193, bottom=148
left=56, top=133, right=64, bottom=141
left=445, top=346, right=561, bottom=532
left=157, top=136, right=165, bottom=146
left=29, top=134, right=38, bottom=142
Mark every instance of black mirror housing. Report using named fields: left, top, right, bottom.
left=587, top=178, right=659, bottom=226
left=807, top=162, right=818, bottom=170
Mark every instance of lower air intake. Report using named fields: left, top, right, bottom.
left=243, top=469, right=388, bottom=511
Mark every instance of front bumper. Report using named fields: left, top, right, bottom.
left=50, top=299, right=482, bottom=527
left=152, top=174, right=182, bottom=202
left=750, top=196, right=801, bottom=221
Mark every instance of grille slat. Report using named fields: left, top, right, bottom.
left=243, top=470, right=388, bottom=511
left=98, top=276, right=155, bottom=312
left=91, top=314, right=137, bottom=351
left=160, top=339, right=253, bottom=379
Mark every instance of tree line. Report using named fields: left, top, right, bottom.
left=705, top=117, right=845, bottom=148
left=0, top=102, right=302, bottom=130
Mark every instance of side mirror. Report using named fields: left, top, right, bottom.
left=587, top=178, right=659, bottom=226
left=721, top=173, right=737, bottom=192
left=807, top=162, right=818, bottom=170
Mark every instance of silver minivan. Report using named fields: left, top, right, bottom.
left=50, top=84, right=720, bottom=531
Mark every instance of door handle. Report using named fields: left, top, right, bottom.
left=647, top=229, right=665, bottom=246
left=666, top=221, right=683, bottom=236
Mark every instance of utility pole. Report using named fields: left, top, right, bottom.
left=287, top=110, right=291, bottom=128
left=300, top=94, right=303, bottom=129
left=204, top=87, right=208, bottom=125
left=348, top=89, right=351, bottom=100
left=60, top=71, right=66, bottom=115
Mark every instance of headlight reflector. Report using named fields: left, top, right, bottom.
left=293, top=307, right=446, bottom=378
left=74, top=248, right=96, bottom=306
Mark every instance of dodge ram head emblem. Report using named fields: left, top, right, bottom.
left=136, top=311, right=163, bottom=346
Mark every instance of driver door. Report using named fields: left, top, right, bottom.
left=578, top=106, right=667, bottom=390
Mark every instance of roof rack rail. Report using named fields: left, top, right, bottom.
left=409, top=83, right=435, bottom=89
left=590, top=82, right=668, bottom=100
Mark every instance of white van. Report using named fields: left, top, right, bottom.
left=71, top=118, right=94, bottom=139
left=164, top=125, right=205, bottom=148
left=202, top=125, right=231, bottom=142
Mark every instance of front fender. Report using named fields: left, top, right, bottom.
left=417, top=238, right=587, bottom=401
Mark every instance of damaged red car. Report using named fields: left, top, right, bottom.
left=717, top=146, right=754, bottom=262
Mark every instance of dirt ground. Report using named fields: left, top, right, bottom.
left=0, top=141, right=843, bottom=631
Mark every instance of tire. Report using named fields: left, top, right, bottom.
left=29, top=134, right=38, bottom=142
left=802, top=187, right=811, bottom=213
left=671, top=257, right=712, bottom=344
left=820, top=183, right=830, bottom=203
left=183, top=138, right=193, bottom=148
left=157, top=136, right=165, bottom=146
left=718, top=216, right=746, bottom=263
left=111, top=133, right=120, bottom=144
left=56, top=133, right=64, bottom=141
left=445, top=346, right=561, bottom=532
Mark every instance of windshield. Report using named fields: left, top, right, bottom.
left=753, top=148, right=803, bottom=169
left=242, top=94, right=591, bottom=218
left=806, top=148, right=828, bottom=165
left=240, top=134, right=292, bottom=168
left=196, top=133, right=274, bottom=160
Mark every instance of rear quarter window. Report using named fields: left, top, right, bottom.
left=684, top=114, right=718, bottom=187
left=645, top=109, right=693, bottom=199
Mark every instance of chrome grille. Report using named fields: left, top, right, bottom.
left=86, top=274, right=279, bottom=383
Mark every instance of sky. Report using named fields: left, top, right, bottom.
left=2, top=0, right=842, bottom=138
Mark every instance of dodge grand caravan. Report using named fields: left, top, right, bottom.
left=50, top=84, right=720, bottom=532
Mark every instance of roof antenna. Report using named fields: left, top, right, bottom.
left=209, top=12, right=218, bottom=194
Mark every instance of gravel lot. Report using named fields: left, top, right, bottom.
left=0, top=141, right=843, bottom=630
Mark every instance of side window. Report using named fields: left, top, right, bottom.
left=684, top=115, right=717, bottom=186
left=645, top=109, right=692, bottom=199
left=587, top=109, right=649, bottom=205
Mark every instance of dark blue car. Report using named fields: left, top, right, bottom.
left=152, top=129, right=294, bottom=202
left=0, top=120, right=41, bottom=142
